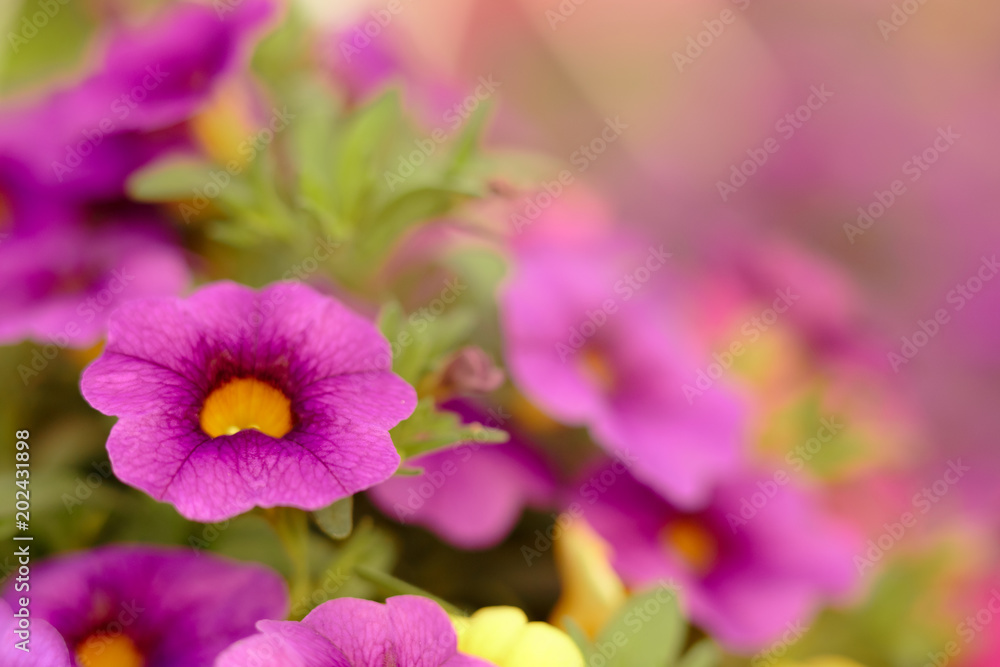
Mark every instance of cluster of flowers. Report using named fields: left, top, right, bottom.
left=3, top=1, right=969, bottom=667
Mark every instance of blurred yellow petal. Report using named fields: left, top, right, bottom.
left=550, top=518, right=626, bottom=637
left=456, top=607, right=527, bottom=662
left=503, top=622, right=584, bottom=667
left=456, top=606, right=584, bottom=667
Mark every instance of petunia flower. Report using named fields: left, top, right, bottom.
left=571, top=463, right=858, bottom=651
left=215, top=595, right=492, bottom=666
left=0, top=0, right=274, bottom=199
left=454, top=606, right=584, bottom=667
left=0, top=545, right=288, bottom=667
left=0, top=216, right=189, bottom=349
left=368, top=400, right=555, bottom=549
left=80, top=281, right=417, bottom=521
left=500, top=199, right=746, bottom=508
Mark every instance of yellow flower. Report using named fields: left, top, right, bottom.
left=455, top=607, right=584, bottom=667
left=550, top=517, right=626, bottom=637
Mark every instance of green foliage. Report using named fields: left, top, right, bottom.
left=571, top=585, right=720, bottom=667
left=391, top=398, right=508, bottom=461
left=378, top=300, right=479, bottom=386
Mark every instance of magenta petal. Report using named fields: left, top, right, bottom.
left=216, top=621, right=351, bottom=667
left=368, top=401, right=556, bottom=550
left=0, top=599, right=70, bottom=667
left=302, top=596, right=458, bottom=667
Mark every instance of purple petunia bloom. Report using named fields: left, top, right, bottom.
left=572, top=463, right=859, bottom=651
left=0, top=0, right=275, bottom=348
left=80, top=281, right=417, bottom=521
left=216, top=595, right=491, bottom=667
left=368, top=400, right=556, bottom=549
left=0, top=216, right=190, bottom=349
left=1, top=545, right=288, bottom=667
left=0, top=0, right=274, bottom=199
left=500, top=200, right=746, bottom=509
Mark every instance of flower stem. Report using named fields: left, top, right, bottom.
left=265, top=507, right=311, bottom=614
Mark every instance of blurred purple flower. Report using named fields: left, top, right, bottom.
left=368, top=400, right=556, bottom=549
left=500, top=201, right=747, bottom=509
left=572, top=463, right=858, bottom=651
left=1, top=545, right=287, bottom=667
left=0, top=217, right=189, bottom=349
left=0, top=0, right=274, bottom=199
left=0, top=0, right=275, bottom=348
left=321, top=18, right=463, bottom=125
left=80, top=281, right=417, bottom=522
left=216, top=595, right=490, bottom=667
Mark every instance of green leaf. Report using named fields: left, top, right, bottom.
left=391, top=398, right=508, bottom=460
left=312, top=496, right=353, bottom=540
left=358, top=186, right=474, bottom=264
left=561, top=616, right=596, bottom=662
left=336, top=91, right=403, bottom=227
left=676, top=639, right=720, bottom=667
left=445, top=99, right=493, bottom=179
left=595, top=584, right=686, bottom=667
left=126, top=155, right=218, bottom=202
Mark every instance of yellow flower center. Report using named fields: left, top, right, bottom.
left=75, top=633, right=144, bottom=667
left=200, top=377, right=293, bottom=438
left=661, top=518, right=717, bottom=575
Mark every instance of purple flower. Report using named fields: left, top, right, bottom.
left=500, top=204, right=746, bottom=508
left=368, top=400, right=555, bottom=549
left=80, top=281, right=417, bottom=521
left=0, top=0, right=274, bottom=199
left=0, top=217, right=190, bottom=349
left=572, top=464, right=859, bottom=650
left=1, top=599, right=70, bottom=667
left=1, top=545, right=288, bottom=667
left=216, top=595, right=491, bottom=667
